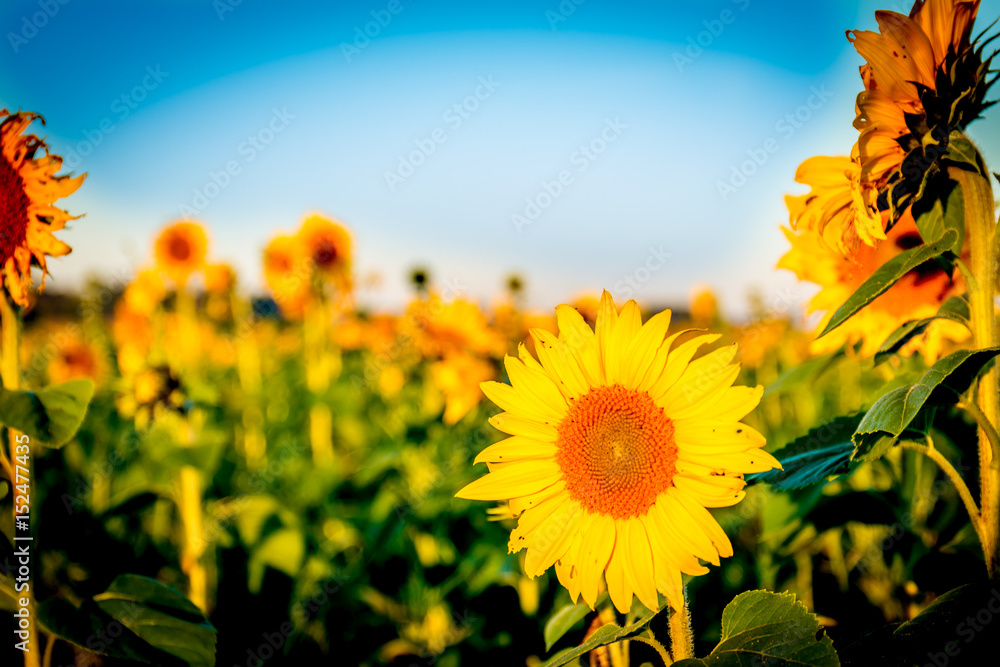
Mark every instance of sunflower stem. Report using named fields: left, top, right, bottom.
left=950, top=165, right=1000, bottom=579
left=667, top=590, right=694, bottom=661
left=1, top=292, right=42, bottom=667
left=303, top=297, right=334, bottom=467
left=177, top=465, right=209, bottom=612
left=899, top=440, right=984, bottom=547
left=632, top=629, right=673, bottom=665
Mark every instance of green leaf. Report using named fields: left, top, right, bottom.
left=874, top=296, right=970, bottom=364
left=93, top=575, right=216, bottom=667
left=538, top=600, right=666, bottom=667
left=945, top=132, right=986, bottom=174
left=673, top=590, right=838, bottom=667
left=750, top=415, right=861, bottom=490
left=819, top=229, right=958, bottom=338
left=544, top=597, right=605, bottom=651
left=911, top=176, right=965, bottom=251
left=853, top=347, right=1000, bottom=461
left=0, top=379, right=94, bottom=448
left=37, top=576, right=215, bottom=667
left=763, top=349, right=843, bottom=398
left=37, top=597, right=188, bottom=666
left=248, top=527, right=306, bottom=593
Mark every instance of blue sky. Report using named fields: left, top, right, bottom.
left=2, top=0, right=999, bottom=318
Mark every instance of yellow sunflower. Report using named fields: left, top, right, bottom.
left=262, top=234, right=309, bottom=318
left=849, top=0, right=982, bottom=211
left=779, top=207, right=969, bottom=360
left=203, top=262, right=235, bottom=294
left=429, top=352, right=496, bottom=425
left=404, top=293, right=507, bottom=359
left=47, top=330, right=107, bottom=387
left=0, top=109, right=85, bottom=306
left=456, top=291, right=778, bottom=613
left=296, top=214, right=352, bottom=291
left=785, top=154, right=884, bottom=253
left=154, top=221, right=208, bottom=287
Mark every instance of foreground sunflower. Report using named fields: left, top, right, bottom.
left=849, top=0, right=989, bottom=217
left=0, top=109, right=85, bottom=306
left=456, top=291, right=779, bottom=613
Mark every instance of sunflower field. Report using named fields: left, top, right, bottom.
left=4, top=1, right=1000, bottom=666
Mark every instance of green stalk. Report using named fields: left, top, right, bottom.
left=951, top=165, right=1000, bottom=578
left=1, top=292, right=42, bottom=667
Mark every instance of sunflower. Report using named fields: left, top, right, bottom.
left=786, top=154, right=884, bottom=254
left=456, top=291, right=778, bottom=613
left=262, top=234, right=309, bottom=318
left=848, top=0, right=987, bottom=217
left=154, top=221, right=208, bottom=287
left=47, top=330, right=107, bottom=387
left=429, top=352, right=496, bottom=425
left=203, top=262, right=235, bottom=294
left=296, top=214, right=352, bottom=291
left=779, top=207, right=969, bottom=360
left=689, top=286, right=720, bottom=327
left=0, top=109, right=85, bottom=306
left=404, top=293, right=507, bottom=359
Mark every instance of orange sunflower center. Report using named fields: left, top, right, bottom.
left=311, top=237, right=339, bottom=268
left=168, top=235, right=192, bottom=262
left=556, top=384, right=677, bottom=519
left=0, top=153, right=30, bottom=265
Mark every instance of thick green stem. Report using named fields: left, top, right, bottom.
left=951, top=165, right=1000, bottom=578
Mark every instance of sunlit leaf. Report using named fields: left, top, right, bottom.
left=537, top=600, right=666, bottom=667
left=853, top=347, right=1000, bottom=461
left=673, top=590, right=838, bottom=667
left=543, top=593, right=609, bottom=651
left=819, top=229, right=958, bottom=338
left=0, top=379, right=94, bottom=448
left=874, top=295, right=970, bottom=364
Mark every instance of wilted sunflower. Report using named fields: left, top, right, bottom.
left=296, top=214, right=352, bottom=291
left=849, top=0, right=992, bottom=218
left=0, top=109, right=85, bottom=306
left=456, top=292, right=778, bottom=613
left=155, top=221, right=208, bottom=287
left=779, top=207, right=969, bottom=360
